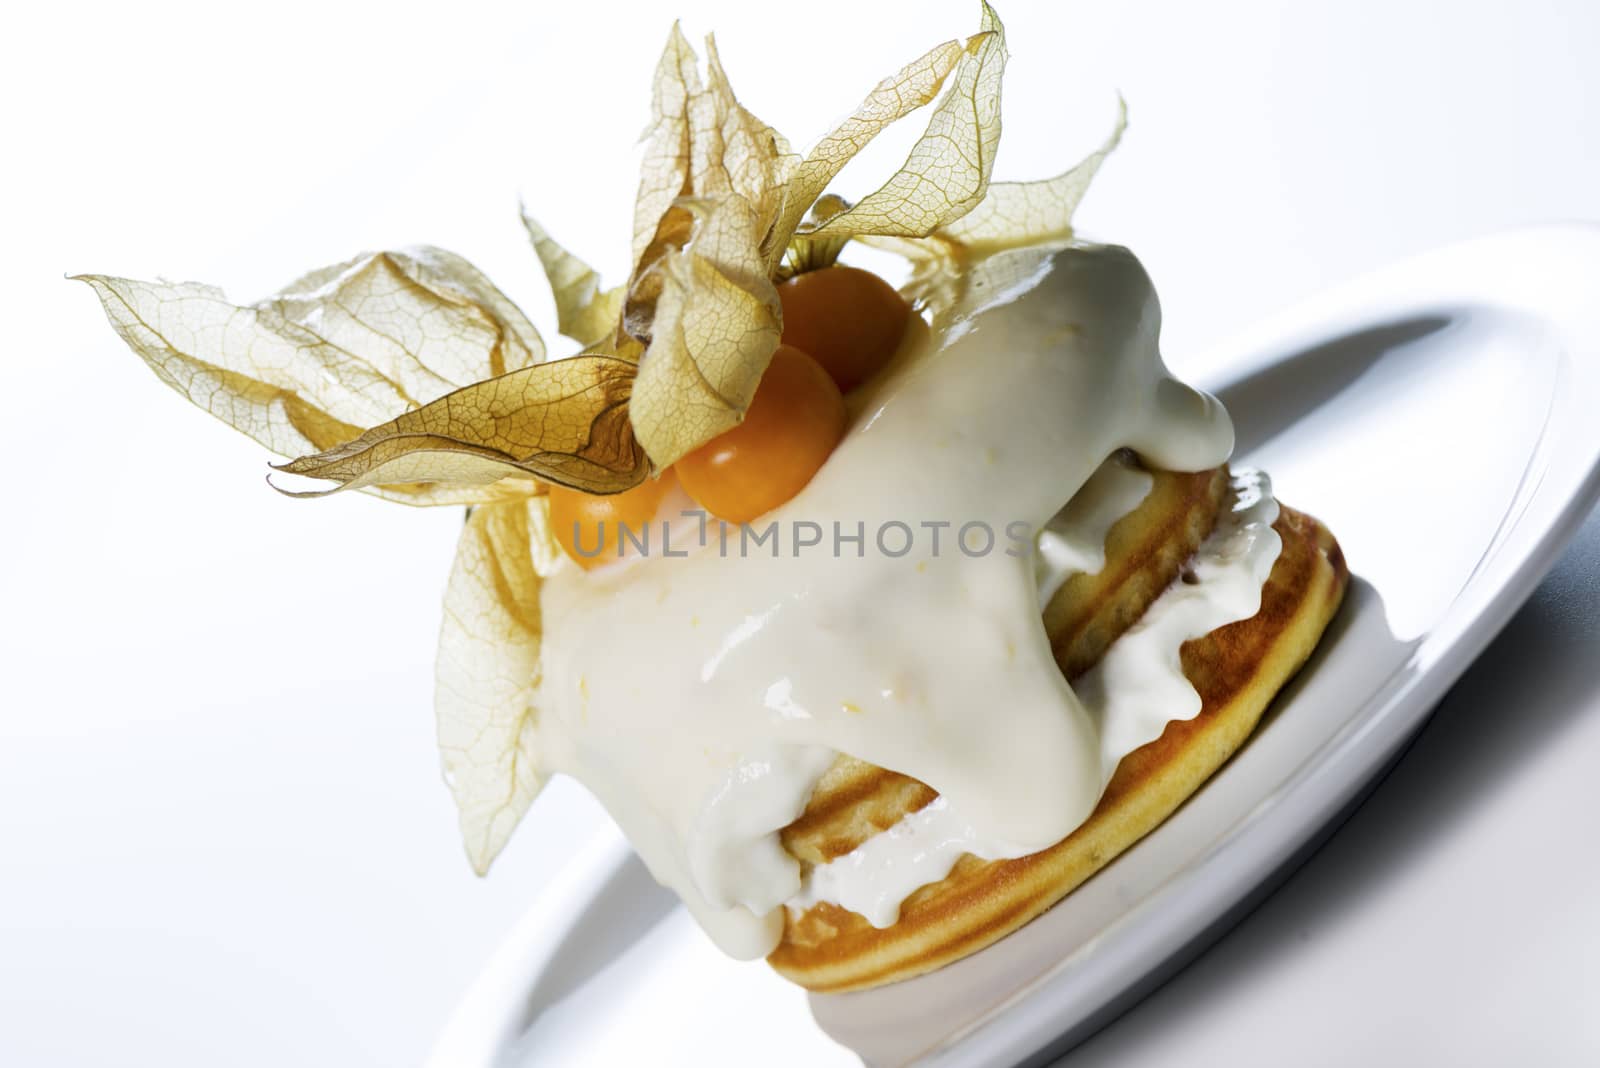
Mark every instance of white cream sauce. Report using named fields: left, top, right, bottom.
left=1034, top=453, right=1153, bottom=608
left=789, top=471, right=1281, bottom=927
left=535, top=243, right=1236, bottom=958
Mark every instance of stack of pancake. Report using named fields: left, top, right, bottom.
left=770, top=459, right=1347, bottom=992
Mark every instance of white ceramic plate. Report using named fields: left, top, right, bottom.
left=429, top=226, right=1600, bottom=1068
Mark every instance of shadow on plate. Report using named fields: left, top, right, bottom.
left=1220, top=316, right=1453, bottom=455
left=509, top=851, right=676, bottom=1035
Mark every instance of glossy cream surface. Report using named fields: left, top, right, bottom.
left=789, top=470, right=1282, bottom=927
left=1034, top=453, right=1154, bottom=608
left=535, top=244, right=1235, bottom=958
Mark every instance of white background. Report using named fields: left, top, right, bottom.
left=4, top=0, right=1598, bottom=1064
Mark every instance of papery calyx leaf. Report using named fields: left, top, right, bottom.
left=861, top=97, right=1129, bottom=325
left=939, top=96, right=1127, bottom=250
left=807, top=3, right=1007, bottom=240
left=630, top=23, right=702, bottom=276
left=521, top=211, right=626, bottom=350
left=696, top=38, right=795, bottom=211
left=621, top=26, right=792, bottom=467
left=630, top=198, right=782, bottom=467
left=760, top=39, right=968, bottom=272
left=78, top=248, right=550, bottom=505
left=436, top=498, right=547, bottom=874
left=272, top=355, right=647, bottom=497
left=620, top=5, right=1012, bottom=467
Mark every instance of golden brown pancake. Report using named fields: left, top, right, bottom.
left=1047, top=462, right=1231, bottom=679
left=769, top=467, right=1347, bottom=992
left=777, top=463, right=1229, bottom=872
